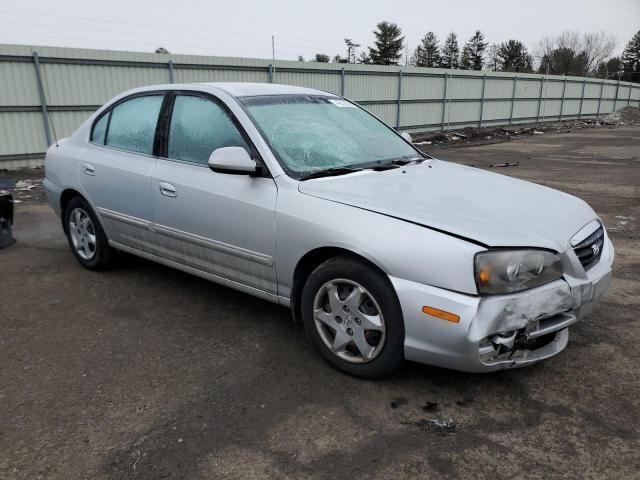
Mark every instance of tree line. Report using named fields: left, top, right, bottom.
left=300, top=22, right=640, bottom=83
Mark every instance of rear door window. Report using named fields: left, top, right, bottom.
left=105, top=95, right=163, bottom=155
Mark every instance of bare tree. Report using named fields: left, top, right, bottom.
left=582, top=31, right=617, bottom=73
left=486, top=43, right=500, bottom=71
left=535, top=31, right=616, bottom=75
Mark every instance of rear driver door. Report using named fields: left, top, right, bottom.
left=81, top=93, right=164, bottom=252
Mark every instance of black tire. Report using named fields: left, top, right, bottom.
left=63, top=196, right=115, bottom=270
left=301, top=255, right=405, bottom=379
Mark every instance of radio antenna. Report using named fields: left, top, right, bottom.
left=31, top=49, right=59, bottom=147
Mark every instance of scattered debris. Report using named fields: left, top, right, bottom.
left=601, top=106, right=640, bottom=125
left=491, top=162, right=520, bottom=168
left=390, top=398, right=408, bottom=409
left=405, top=418, right=459, bottom=434
left=456, top=395, right=474, bottom=407
left=421, top=401, right=439, bottom=412
left=0, top=175, right=44, bottom=204
left=410, top=107, right=640, bottom=149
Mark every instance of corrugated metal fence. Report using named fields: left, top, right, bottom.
left=1, top=43, right=639, bottom=169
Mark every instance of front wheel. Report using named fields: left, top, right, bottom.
left=301, top=256, right=405, bottom=378
left=64, top=196, right=115, bottom=270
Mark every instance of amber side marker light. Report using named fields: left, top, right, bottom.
left=478, top=267, right=491, bottom=285
left=422, top=306, right=460, bottom=323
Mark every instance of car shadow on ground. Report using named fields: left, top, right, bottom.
left=97, top=254, right=633, bottom=480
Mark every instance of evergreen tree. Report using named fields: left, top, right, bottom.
left=460, top=30, right=487, bottom=70
left=357, top=51, right=371, bottom=64
left=621, top=30, right=640, bottom=83
left=441, top=32, right=460, bottom=69
left=497, top=40, right=533, bottom=72
left=313, top=54, right=330, bottom=63
left=368, top=21, right=405, bottom=65
left=538, top=47, right=588, bottom=76
left=596, top=57, right=621, bottom=79
left=413, top=32, right=441, bottom=67
left=460, top=47, right=472, bottom=70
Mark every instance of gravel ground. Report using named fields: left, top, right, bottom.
left=1, top=126, right=639, bottom=480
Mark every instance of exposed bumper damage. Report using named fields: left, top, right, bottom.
left=392, top=231, right=614, bottom=372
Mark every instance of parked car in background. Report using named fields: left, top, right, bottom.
left=44, top=83, right=613, bottom=378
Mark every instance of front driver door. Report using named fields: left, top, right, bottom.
left=150, top=93, right=278, bottom=295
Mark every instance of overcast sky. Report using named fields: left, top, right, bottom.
left=0, top=0, right=638, bottom=61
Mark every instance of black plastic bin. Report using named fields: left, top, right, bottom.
left=0, top=193, right=15, bottom=248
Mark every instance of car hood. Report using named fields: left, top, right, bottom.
left=298, top=160, right=597, bottom=251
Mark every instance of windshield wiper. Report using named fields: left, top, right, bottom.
left=383, top=156, right=426, bottom=167
left=299, top=166, right=364, bottom=181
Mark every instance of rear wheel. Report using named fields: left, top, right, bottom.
left=301, top=256, right=404, bottom=378
left=64, top=197, right=115, bottom=270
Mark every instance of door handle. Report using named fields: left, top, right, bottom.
left=83, top=163, right=95, bottom=176
left=158, top=181, right=177, bottom=198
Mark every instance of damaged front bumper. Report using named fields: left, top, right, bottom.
left=392, top=232, right=614, bottom=372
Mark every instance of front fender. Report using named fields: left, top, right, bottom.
left=274, top=176, right=482, bottom=301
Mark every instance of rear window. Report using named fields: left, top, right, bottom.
left=91, top=111, right=109, bottom=145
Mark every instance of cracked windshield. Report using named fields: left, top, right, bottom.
left=241, top=95, right=417, bottom=176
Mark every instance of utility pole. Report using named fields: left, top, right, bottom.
left=271, top=35, right=275, bottom=62
left=345, top=39, right=360, bottom=64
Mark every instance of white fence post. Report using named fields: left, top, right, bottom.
left=396, top=70, right=403, bottom=130
left=560, top=78, right=567, bottom=120
left=536, top=75, right=545, bottom=123
left=578, top=79, right=586, bottom=120
left=441, top=72, right=449, bottom=131
left=168, top=60, right=174, bottom=83
left=596, top=79, right=605, bottom=119
left=479, top=74, right=486, bottom=128
left=509, top=76, right=517, bottom=125
left=31, top=51, right=53, bottom=147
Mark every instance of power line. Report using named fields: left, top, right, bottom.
left=0, top=31, right=315, bottom=57
left=0, top=10, right=346, bottom=48
left=0, top=20, right=342, bottom=51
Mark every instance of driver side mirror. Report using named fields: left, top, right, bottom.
left=208, top=147, right=260, bottom=175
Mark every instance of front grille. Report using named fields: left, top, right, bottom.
left=573, top=226, right=604, bottom=271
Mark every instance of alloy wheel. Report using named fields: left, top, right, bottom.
left=68, top=207, right=97, bottom=261
left=313, top=279, right=386, bottom=363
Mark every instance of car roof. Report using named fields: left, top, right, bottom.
left=201, top=82, right=335, bottom=98
left=127, top=82, right=337, bottom=98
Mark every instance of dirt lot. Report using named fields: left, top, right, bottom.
left=1, top=127, right=639, bottom=480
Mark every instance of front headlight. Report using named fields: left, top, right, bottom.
left=474, top=249, right=563, bottom=294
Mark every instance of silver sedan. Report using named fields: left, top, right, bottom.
left=44, top=83, right=613, bottom=378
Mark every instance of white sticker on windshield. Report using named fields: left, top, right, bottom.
left=329, top=99, right=356, bottom=108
